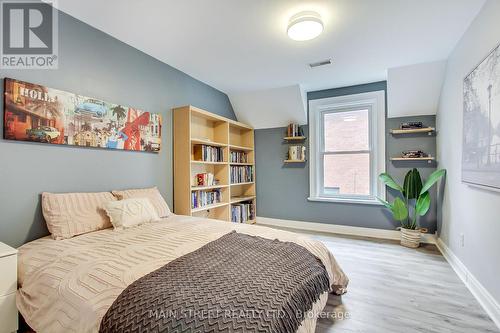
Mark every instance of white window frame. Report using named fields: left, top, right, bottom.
left=308, top=90, right=386, bottom=205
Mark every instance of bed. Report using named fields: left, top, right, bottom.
left=17, top=214, right=349, bottom=333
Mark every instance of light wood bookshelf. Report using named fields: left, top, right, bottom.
left=173, top=105, right=256, bottom=224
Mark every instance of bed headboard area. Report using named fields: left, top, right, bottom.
left=0, top=10, right=235, bottom=248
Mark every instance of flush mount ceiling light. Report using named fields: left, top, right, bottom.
left=287, top=11, right=324, bottom=41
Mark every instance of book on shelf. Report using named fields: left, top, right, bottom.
left=191, top=189, right=222, bottom=209
left=230, top=151, right=248, bottom=163
left=194, top=173, right=218, bottom=187
left=287, top=123, right=302, bottom=137
left=231, top=201, right=255, bottom=223
left=287, top=145, right=306, bottom=161
left=230, top=165, right=254, bottom=184
left=193, top=145, right=224, bottom=162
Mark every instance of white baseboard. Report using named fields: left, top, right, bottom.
left=435, top=238, right=500, bottom=330
left=255, top=216, right=436, bottom=244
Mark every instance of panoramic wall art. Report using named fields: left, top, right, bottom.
left=3, top=78, right=162, bottom=152
left=462, top=44, right=500, bottom=190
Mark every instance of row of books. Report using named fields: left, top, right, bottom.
left=287, top=123, right=302, bottom=137
left=230, top=166, right=253, bottom=184
left=194, top=173, right=218, bottom=187
left=191, top=189, right=222, bottom=209
left=231, top=201, right=255, bottom=223
left=193, top=145, right=224, bottom=162
left=288, top=145, right=306, bottom=161
left=230, top=151, right=248, bottom=163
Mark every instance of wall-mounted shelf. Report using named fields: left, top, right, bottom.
left=284, top=159, right=307, bottom=163
left=390, top=127, right=435, bottom=135
left=390, top=157, right=435, bottom=164
left=284, top=136, right=306, bottom=141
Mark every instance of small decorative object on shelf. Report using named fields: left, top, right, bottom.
left=401, top=150, right=426, bottom=158
left=401, top=121, right=423, bottom=129
left=285, top=145, right=306, bottom=163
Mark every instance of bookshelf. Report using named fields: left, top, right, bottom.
left=173, top=105, right=256, bottom=224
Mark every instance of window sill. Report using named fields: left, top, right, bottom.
left=307, top=196, right=383, bottom=205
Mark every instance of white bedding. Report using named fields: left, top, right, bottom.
left=17, top=215, right=348, bottom=332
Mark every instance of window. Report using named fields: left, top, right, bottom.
left=309, top=91, right=386, bottom=204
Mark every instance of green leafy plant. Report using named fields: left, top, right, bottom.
left=378, top=168, right=445, bottom=230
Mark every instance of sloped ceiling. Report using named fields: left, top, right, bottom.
left=229, top=85, right=306, bottom=129
left=387, top=61, right=448, bottom=118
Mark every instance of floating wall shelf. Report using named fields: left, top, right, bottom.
left=390, top=157, right=435, bottom=164
left=284, top=159, right=307, bottom=163
left=284, top=136, right=306, bottom=141
left=390, top=127, right=435, bottom=135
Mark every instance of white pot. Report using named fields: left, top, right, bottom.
left=399, top=227, right=424, bottom=248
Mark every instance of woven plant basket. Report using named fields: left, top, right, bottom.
left=398, top=227, right=428, bottom=248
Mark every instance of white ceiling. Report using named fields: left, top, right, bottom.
left=57, top=0, right=484, bottom=94
left=57, top=0, right=485, bottom=127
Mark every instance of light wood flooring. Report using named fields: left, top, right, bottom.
left=277, top=228, right=499, bottom=333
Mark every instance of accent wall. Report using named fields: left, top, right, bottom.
left=0, top=10, right=235, bottom=247
left=255, top=82, right=438, bottom=232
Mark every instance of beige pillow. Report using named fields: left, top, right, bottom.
left=112, top=187, right=171, bottom=217
left=104, top=198, right=160, bottom=229
left=42, top=191, right=116, bottom=240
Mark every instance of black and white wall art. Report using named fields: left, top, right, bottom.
left=463, top=44, right=500, bottom=190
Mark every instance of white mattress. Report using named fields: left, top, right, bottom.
left=17, top=215, right=348, bottom=332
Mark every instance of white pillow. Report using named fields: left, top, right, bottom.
left=104, top=198, right=160, bottom=229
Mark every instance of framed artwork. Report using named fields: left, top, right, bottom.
left=3, top=78, right=162, bottom=152
left=462, top=44, right=500, bottom=190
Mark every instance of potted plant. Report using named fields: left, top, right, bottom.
left=378, top=168, right=446, bottom=248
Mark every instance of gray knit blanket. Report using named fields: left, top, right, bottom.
left=99, top=231, right=330, bottom=333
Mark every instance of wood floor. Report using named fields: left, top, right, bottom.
left=278, top=228, right=499, bottom=333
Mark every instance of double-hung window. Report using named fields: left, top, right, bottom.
left=308, top=91, right=386, bottom=204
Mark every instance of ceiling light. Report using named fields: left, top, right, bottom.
left=287, top=11, right=323, bottom=41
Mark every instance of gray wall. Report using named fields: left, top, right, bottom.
left=437, top=0, right=500, bottom=306
left=255, top=81, right=438, bottom=232
left=0, top=11, right=235, bottom=247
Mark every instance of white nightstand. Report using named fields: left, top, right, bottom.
left=0, top=242, right=18, bottom=333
